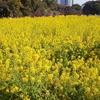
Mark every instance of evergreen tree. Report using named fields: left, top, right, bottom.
left=43, top=0, right=58, bottom=10
left=82, top=1, right=100, bottom=15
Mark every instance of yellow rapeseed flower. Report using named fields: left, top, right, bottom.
left=22, top=77, right=28, bottom=82
left=85, top=87, right=90, bottom=93
left=30, top=76, right=35, bottom=83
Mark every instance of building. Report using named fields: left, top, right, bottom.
left=56, top=0, right=61, bottom=4
left=56, top=0, right=74, bottom=6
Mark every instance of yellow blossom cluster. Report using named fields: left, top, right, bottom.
left=0, top=15, right=100, bottom=100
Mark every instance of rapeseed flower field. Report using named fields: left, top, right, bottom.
left=0, top=15, right=100, bottom=100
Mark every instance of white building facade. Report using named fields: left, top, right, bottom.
left=56, top=0, right=74, bottom=6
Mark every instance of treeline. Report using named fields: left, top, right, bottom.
left=0, top=0, right=100, bottom=18
left=0, top=0, right=82, bottom=17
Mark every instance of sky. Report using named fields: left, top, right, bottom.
left=74, top=0, right=95, bottom=5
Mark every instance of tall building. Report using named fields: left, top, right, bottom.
left=56, top=0, right=74, bottom=6
left=56, top=0, right=61, bottom=4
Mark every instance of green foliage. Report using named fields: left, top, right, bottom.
left=72, top=4, right=81, bottom=11
left=0, top=0, right=59, bottom=17
left=1, top=0, right=100, bottom=17
left=82, top=1, right=100, bottom=15
left=43, top=0, right=58, bottom=10
left=93, top=2, right=100, bottom=14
